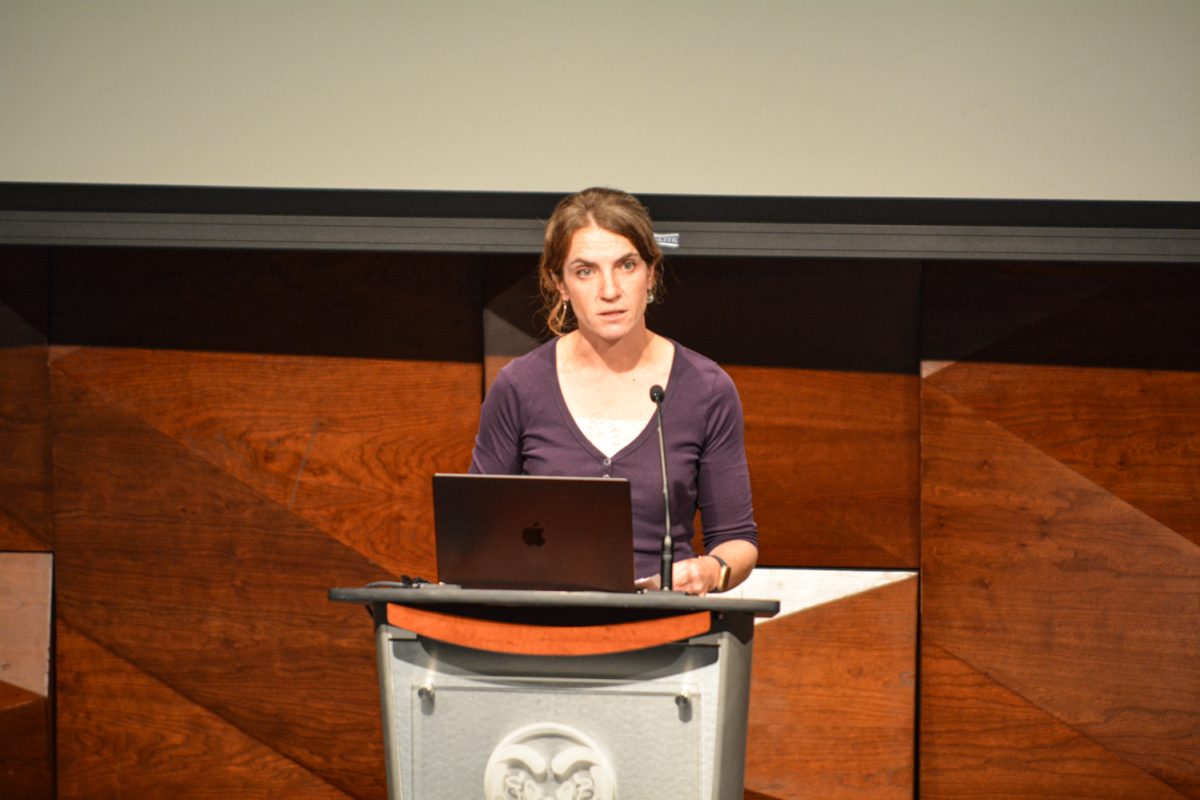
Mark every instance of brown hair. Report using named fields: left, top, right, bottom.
left=538, top=187, right=665, bottom=336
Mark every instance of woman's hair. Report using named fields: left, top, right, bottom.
left=537, top=187, right=665, bottom=336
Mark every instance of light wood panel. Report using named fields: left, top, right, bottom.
left=744, top=576, right=917, bottom=799
left=0, top=553, right=52, bottom=698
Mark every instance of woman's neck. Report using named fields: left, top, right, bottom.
left=562, top=327, right=656, bottom=374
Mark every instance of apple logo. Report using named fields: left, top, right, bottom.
left=522, top=522, right=546, bottom=547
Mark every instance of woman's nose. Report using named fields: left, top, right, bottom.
left=600, top=270, right=619, bottom=297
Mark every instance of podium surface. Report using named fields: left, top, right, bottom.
left=331, top=585, right=778, bottom=799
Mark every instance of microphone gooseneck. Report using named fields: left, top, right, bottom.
left=650, top=384, right=672, bottom=591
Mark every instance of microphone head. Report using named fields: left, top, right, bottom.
left=649, top=384, right=665, bottom=403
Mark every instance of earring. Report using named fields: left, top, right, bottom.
left=646, top=290, right=655, bottom=303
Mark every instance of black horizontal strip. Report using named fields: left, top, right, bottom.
left=2, top=182, right=1197, bottom=230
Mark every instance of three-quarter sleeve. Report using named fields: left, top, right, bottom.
left=468, top=370, right=524, bottom=475
left=694, top=367, right=758, bottom=550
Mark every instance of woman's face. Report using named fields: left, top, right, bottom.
left=557, top=225, right=653, bottom=344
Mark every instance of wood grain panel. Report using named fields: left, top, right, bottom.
left=56, top=622, right=350, bottom=799
left=658, top=258, right=919, bottom=569
left=52, top=371, right=390, bottom=798
left=920, top=641, right=1187, bottom=799
left=0, top=681, right=52, bottom=800
left=922, top=384, right=1200, bottom=796
left=0, top=247, right=51, bottom=550
left=744, top=576, right=916, bottom=799
left=732, top=366, right=918, bottom=567
left=47, top=247, right=487, bottom=798
left=52, top=347, right=478, bottom=578
left=932, top=362, right=1200, bottom=547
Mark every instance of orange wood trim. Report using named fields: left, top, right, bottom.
left=386, top=604, right=712, bottom=656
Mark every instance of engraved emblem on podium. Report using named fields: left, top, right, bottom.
left=483, top=722, right=616, bottom=800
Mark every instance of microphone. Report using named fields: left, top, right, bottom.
left=650, top=384, right=672, bottom=591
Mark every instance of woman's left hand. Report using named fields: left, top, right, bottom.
left=670, top=556, right=721, bottom=596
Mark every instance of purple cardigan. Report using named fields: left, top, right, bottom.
left=469, top=338, right=757, bottom=578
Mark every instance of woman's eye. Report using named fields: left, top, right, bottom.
left=576, top=267, right=592, bottom=278
left=622, top=260, right=637, bottom=270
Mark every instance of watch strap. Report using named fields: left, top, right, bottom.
left=708, top=554, right=732, bottom=592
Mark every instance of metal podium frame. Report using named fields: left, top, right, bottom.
left=330, top=586, right=778, bottom=800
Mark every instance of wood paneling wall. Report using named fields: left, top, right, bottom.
left=921, top=262, right=1200, bottom=798
left=5, top=241, right=1194, bottom=798
left=49, top=248, right=485, bottom=798
left=0, top=246, right=54, bottom=800
left=745, top=576, right=917, bottom=798
left=654, top=257, right=921, bottom=570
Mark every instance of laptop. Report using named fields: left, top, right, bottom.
left=432, top=473, right=636, bottom=592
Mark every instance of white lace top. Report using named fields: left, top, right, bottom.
left=576, top=417, right=647, bottom=458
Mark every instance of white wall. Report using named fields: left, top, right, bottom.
left=1, top=0, right=1197, bottom=200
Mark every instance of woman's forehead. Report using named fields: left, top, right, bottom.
left=566, top=225, right=639, bottom=261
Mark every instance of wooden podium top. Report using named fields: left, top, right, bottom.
left=329, top=584, right=779, bottom=618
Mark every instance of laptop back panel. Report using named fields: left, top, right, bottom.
left=433, top=474, right=636, bottom=592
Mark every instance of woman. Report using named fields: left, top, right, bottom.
left=469, top=187, right=757, bottom=594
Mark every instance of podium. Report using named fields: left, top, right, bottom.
left=330, top=585, right=778, bottom=799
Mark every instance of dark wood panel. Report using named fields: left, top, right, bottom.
left=0, top=248, right=51, bottom=550
left=0, top=681, right=52, bottom=800
left=744, top=576, right=916, bottom=799
left=0, top=345, right=51, bottom=549
left=0, top=246, right=50, bottom=337
left=56, top=622, right=350, bottom=799
left=653, top=257, right=920, bottom=373
left=734, top=367, right=918, bottom=568
left=922, top=384, right=1200, bottom=796
left=920, top=641, right=1187, bottom=799
left=931, top=361, right=1200, bottom=547
left=660, top=258, right=919, bottom=567
left=51, top=247, right=484, bottom=363
left=929, top=263, right=1200, bottom=373
left=921, top=261, right=1123, bottom=365
left=52, top=347, right=479, bottom=578
left=52, top=371, right=389, bottom=799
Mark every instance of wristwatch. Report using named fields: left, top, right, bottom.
left=708, top=554, right=732, bottom=593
